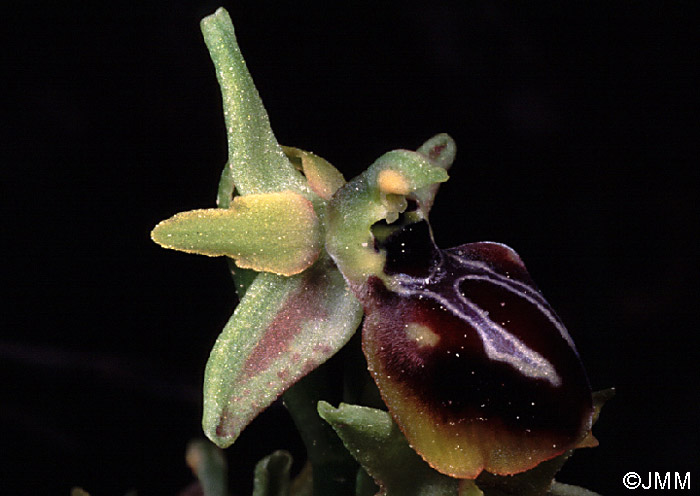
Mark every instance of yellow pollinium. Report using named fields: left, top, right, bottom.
left=378, top=169, right=411, bottom=195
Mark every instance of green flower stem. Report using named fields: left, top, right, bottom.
left=341, top=331, right=384, bottom=409
left=283, top=363, right=358, bottom=495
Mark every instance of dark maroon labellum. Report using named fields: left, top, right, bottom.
left=361, top=220, right=593, bottom=478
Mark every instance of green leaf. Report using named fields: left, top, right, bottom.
left=547, top=482, right=602, bottom=496
left=185, top=439, right=228, bottom=496
left=151, top=191, right=321, bottom=276
left=203, top=257, right=362, bottom=448
left=253, top=450, right=293, bottom=496
left=201, top=8, right=309, bottom=197
left=317, top=401, right=467, bottom=496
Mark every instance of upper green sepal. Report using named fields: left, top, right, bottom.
left=201, top=8, right=309, bottom=197
left=151, top=191, right=320, bottom=276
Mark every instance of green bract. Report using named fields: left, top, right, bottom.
left=152, top=7, right=609, bottom=495
left=318, top=402, right=483, bottom=496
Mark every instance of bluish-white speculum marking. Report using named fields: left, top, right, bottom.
left=446, top=252, right=576, bottom=350
left=388, top=249, right=570, bottom=387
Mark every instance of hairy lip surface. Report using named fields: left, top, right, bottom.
left=359, top=220, right=593, bottom=477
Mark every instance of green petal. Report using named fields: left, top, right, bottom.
left=201, top=8, right=309, bottom=197
left=203, top=258, right=362, bottom=448
left=151, top=191, right=320, bottom=276
left=283, top=146, right=347, bottom=200
left=317, top=401, right=469, bottom=496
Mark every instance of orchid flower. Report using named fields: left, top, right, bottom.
left=152, top=8, right=610, bottom=496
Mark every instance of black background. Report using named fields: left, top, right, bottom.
left=2, top=1, right=697, bottom=494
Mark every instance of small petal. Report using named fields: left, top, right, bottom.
left=283, top=146, right=346, bottom=200
left=151, top=191, right=320, bottom=276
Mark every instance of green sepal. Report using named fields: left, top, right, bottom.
left=185, top=439, right=228, bottom=496
left=201, top=8, right=309, bottom=197
left=151, top=191, right=321, bottom=276
left=203, top=257, right=362, bottom=448
left=252, top=450, right=293, bottom=496
left=317, top=401, right=469, bottom=496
